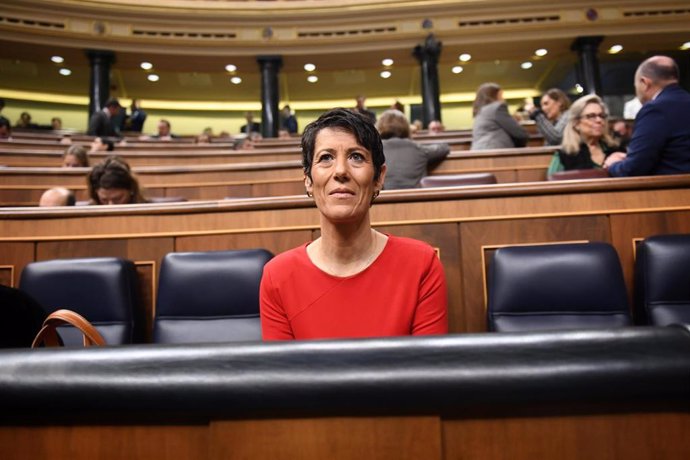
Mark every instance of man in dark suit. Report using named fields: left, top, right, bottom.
left=240, top=111, right=261, bottom=134
left=87, top=98, right=121, bottom=138
left=605, top=56, right=690, bottom=176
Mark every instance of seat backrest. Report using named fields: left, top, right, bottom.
left=19, top=257, right=140, bottom=345
left=419, top=173, right=497, bottom=188
left=154, top=248, right=274, bottom=344
left=635, top=234, right=690, bottom=326
left=548, top=169, right=610, bottom=181
left=487, top=242, right=631, bottom=332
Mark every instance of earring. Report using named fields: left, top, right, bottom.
left=370, top=190, right=380, bottom=205
left=306, top=191, right=313, bottom=198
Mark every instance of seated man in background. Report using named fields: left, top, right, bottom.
left=0, top=118, right=11, bottom=139
left=377, top=109, right=450, bottom=189
left=605, top=56, right=690, bottom=176
left=428, top=120, right=445, bottom=134
left=240, top=112, right=261, bottom=134
left=51, top=117, right=62, bottom=130
left=90, top=137, right=115, bottom=152
left=39, top=187, right=76, bottom=207
left=141, top=119, right=178, bottom=141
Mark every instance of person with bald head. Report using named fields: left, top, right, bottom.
left=605, top=56, right=690, bottom=176
left=39, top=187, right=76, bottom=207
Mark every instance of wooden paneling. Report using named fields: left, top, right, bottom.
left=0, top=243, right=34, bottom=288
left=175, top=230, right=312, bottom=256
left=211, top=416, right=441, bottom=460
left=0, top=425, right=209, bottom=460
left=443, top=412, right=690, bottom=460
left=459, top=216, right=611, bottom=332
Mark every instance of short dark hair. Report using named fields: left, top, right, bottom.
left=88, top=156, right=144, bottom=204
left=104, top=98, right=121, bottom=108
left=300, top=108, right=385, bottom=181
left=639, top=56, right=679, bottom=83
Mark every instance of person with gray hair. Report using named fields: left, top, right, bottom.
left=605, top=55, right=690, bottom=176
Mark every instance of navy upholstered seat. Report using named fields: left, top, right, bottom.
left=19, top=257, right=141, bottom=345
left=487, top=242, right=632, bottom=332
left=153, top=249, right=273, bottom=344
left=634, top=234, right=690, bottom=326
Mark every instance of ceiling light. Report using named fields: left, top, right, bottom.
left=230, top=76, right=242, bottom=84
left=520, top=61, right=533, bottom=70
left=380, top=70, right=392, bottom=79
left=51, top=56, right=64, bottom=64
left=307, top=75, right=318, bottom=83
left=534, top=48, right=548, bottom=57
left=451, top=65, right=464, bottom=74
left=382, top=58, right=394, bottom=67
left=147, top=74, right=160, bottom=82
left=58, top=68, right=72, bottom=76
left=140, top=62, right=153, bottom=70
left=459, top=53, right=471, bottom=62
left=304, top=63, right=316, bottom=72
left=608, top=44, right=623, bottom=54
left=575, top=84, right=584, bottom=94
left=680, top=41, right=690, bottom=50
left=225, top=64, right=237, bottom=72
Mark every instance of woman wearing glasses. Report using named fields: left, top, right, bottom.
left=548, top=94, right=624, bottom=175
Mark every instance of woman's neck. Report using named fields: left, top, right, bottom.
left=317, top=218, right=374, bottom=264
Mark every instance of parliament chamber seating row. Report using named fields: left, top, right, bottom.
left=0, top=145, right=557, bottom=206
left=3, top=173, right=690, bottom=334
left=14, top=236, right=690, bottom=346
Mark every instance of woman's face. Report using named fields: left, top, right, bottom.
left=540, top=95, right=562, bottom=121
left=305, top=127, right=385, bottom=225
left=576, top=102, right=607, bottom=141
left=62, top=154, right=81, bottom=168
left=97, top=187, right=132, bottom=205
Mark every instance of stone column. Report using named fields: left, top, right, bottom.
left=257, top=56, right=283, bottom=138
left=85, top=50, right=116, bottom=122
left=571, top=36, right=603, bottom=95
left=413, top=34, right=442, bottom=128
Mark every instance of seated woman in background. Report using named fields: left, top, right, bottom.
left=87, top=156, right=146, bottom=205
left=260, top=108, right=448, bottom=340
left=376, top=109, right=450, bottom=189
left=548, top=94, right=624, bottom=175
left=62, top=145, right=89, bottom=167
left=529, top=88, right=571, bottom=146
left=471, top=83, right=529, bottom=150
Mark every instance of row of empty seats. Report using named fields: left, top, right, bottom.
left=17, top=234, right=690, bottom=346
left=20, top=249, right=273, bottom=346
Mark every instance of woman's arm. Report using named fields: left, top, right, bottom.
left=533, top=111, right=569, bottom=145
left=259, top=267, right=295, bottom=340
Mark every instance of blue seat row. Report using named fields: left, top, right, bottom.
left=487, top=234, right=690, bottom=332
left=19, top=249, right=274, bottom=346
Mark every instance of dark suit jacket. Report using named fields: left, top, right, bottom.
left=241, top=122, right=261, bottom=134
left=609, top=84, right=690, bottom=176
left=87, top=110, right=117, bottom=137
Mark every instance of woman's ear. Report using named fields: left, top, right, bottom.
left=376, top=164, right=387, bottom=190
left=304, top=175, right=313, bottom=195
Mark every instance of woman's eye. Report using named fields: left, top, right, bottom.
left=317, top=153, right=333, bottom=163
left=350, top=152, right=365, bottom=162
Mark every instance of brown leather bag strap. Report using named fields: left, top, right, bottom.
left=32, top=309, right=106, bottom=348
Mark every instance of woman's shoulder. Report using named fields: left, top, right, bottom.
left=387, top=235, right=437, bottom=257
left=265, top=243, right=309, bottom=269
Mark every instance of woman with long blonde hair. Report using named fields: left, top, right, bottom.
left=548, top=94, right=623, bottom=175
